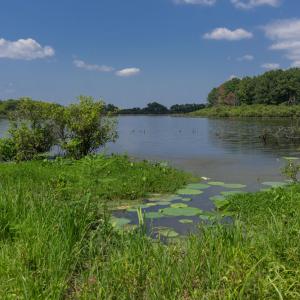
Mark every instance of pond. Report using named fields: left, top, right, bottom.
left=108, top=116, right=299, bottom=237
left=1, top=116, right=299, bottom=237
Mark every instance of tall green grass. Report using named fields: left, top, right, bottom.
left=190, top=104, right=300, bottom=118
left=1, top=155, right=300, bottom=299
left=76, top=186, right=300, bottom=299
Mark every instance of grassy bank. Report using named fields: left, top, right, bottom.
left=190, top=104, right=300, bottom=118
left=0, top=155, right=192, bottom=299
left=1, top=155, right=300, bottom=299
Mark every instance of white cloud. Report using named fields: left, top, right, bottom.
left=174, top=0, right=216, bottom=5
left=237, top=54, right=254, bottom=61
left=115, top=68, right=141, bottom=77
left=261, top=63, right=280, bottom=70
left=0, top=38, right=54, bottom=60
left=231, top=0, right=280, bottom=9
left=264, top=19, right=300, bottom=67
left=73, top=59, right=114, bottom=72
left=203, top=27, right=253, bottom=41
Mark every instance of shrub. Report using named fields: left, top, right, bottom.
left=0, top=138, right=16, bottom=161
left=0, top=96, right=118, bottom=161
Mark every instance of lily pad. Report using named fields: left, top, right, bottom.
left=199, top=212, right=217, bottom=221
left=179, top=219, right=193, bottom=224
left=145, top=202, right=158, bottom=207
left=223, top=183, right=246, bottom=189
left=156, top=201, right=171, bottom=206
left=158, top=228, right=179, bottom=238
left=110, top=217, right=131, bottom=229
left=177, top=189, right=203, bottom=195
left=170, top=203, right=188, bottom=208
left=213, top=199, right=230, bottom=210
left=210, top=195, right=226, bottom=202
left=220, top=191, right=243, bottom=196
left=182, top=197, right=192, bottom=202
left=186, top=183, right=210, bottom=190
left=145, top=212, right=165, bottom=219
left=208, top=181, right=225, bottom=186
left=262, top=181, right=287, bottom=187
left=161, top=206, right=202, bottom=217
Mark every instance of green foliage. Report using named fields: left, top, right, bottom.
left=0, top=138, right=16, bottom=161
left=207, top=68, right=300, bottom=106
left=61, top=96, right=118, bottom=159
left=119, top=102, right=206, bottom=114
left=191, top=104, right=300, bottom=117
left=0, top=96, right=118, bottom=161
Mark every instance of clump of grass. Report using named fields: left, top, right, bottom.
left=0, top=154, right=192, bottom=298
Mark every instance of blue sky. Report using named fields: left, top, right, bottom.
left=0, top=0, right=299, bottom=107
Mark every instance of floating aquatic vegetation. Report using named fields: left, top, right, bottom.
left=115, top=205, right=132, bottom=210
left=262, top=181, right=287, bottom=187
left=156, top=201, right=172, bottom=206
left=147, top=194, right=182, bottom=202
left=126, top=204, right=149, bottom=212
left=213, top=199, right=230, bottom=210
left=182, top=197, right=192, bottom=202
left=157, top=228, right=179, bottom=238
left=145, top=212, right=165, bottom=219
left=186, top=183, right=210, bottom=190
left=179, top=219, right=193, bottom=224
left=220, top=191, right=243, bottom=196
left=110, top=217, right=131, bottom=229
left=209, top=195, right=226, bottom=202
left=170, top=203, right=188, bottom=208
left=282, top=156, right=299, bottom=160
left=160, top=206, right=202, bottom=217
left=208, top=181, right=225, bottom=186
left=176, top=189, right=203, bottom=195
left=208, top=181, right=246, bottom=189
left=223, top=183, right=246, bottom=189
left=145, top=202, right=158, bottom=207
left=199, top=212, right=218, bottom=221
left=201, top=176, right=210, bottom=180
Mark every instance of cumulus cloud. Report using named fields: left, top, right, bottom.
left=261, top=63, right=280, bottom=70
left=231, top=0, right=280, bottom=9
left=237, top=54, right=254, bottom=61
left=203, top=27, right=253, bottom=41
left=0, top=38, right=54, bottom=60
left=174, top=0, right=216, bottom=5
left=264, top=18, right=300, bottom=67
left=73, top=59, right=114, bottom=72
left=115, top=68, right=141, bottom=77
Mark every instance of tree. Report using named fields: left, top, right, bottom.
left=143, top=102, right=169, bottom=114
left=0, top=96, right=118, bottom=161
left=61, top=96, right=118, bottom=159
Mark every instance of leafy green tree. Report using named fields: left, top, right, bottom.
left=143, top=102, right=169, bottom=114
left=61, top=96, right=118, bottom=159
left=0, top=96, right=118, bottom=161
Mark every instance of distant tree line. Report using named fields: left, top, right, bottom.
left=208, top=68, right=300, bottom=106
left=0, top=99, right=205, bottom=116
left=118, top=102, right=206, bottom=114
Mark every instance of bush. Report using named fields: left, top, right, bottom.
left=0, top=96, right=118, bottom=161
